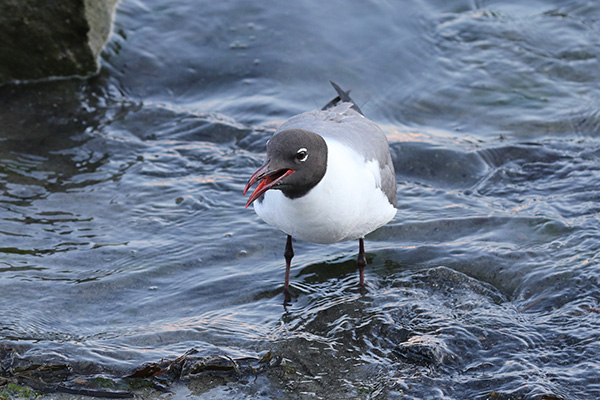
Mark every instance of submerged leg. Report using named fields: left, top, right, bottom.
left=284, top=235, right=294, bottom=299
left=357, top=238, right=367, bottom=287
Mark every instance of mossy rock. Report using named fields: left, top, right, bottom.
left=0, top=0, right=119, bottom=83
left=0, top=382, right=40, bottom=400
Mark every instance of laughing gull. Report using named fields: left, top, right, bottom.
left=244, top=82, right=397, bottom=296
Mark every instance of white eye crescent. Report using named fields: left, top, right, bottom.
left=295, top=148, right=308, bottom=162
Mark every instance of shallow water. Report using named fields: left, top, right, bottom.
left=1, top=0, right=600, bottom=398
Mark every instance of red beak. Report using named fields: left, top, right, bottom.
left=243, top=163, right=294, bottom=208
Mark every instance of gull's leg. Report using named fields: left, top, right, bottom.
left=357, top=238, right=367, bottom=287
left=284, top=235, right=294, bottom=303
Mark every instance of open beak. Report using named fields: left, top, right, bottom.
left=243, top=162, right=294, bottom=208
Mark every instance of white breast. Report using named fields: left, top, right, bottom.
left=253, top=138, right=397, bottom=244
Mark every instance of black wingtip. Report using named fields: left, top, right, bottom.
left=321, top=81, right=364, bottom=115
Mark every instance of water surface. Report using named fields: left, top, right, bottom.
left=1, top=0, right=600, bottom=398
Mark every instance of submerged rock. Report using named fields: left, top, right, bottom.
left=0, top=0, right=119, bottom=84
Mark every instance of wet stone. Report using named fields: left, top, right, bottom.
left=393, top=334, right=458, bottom=366
left=0, top=0, right=119, bottom=83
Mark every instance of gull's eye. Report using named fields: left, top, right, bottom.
left=295, top=148, right=308, bottom=162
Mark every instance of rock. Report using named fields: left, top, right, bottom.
left=0, top=0, right=119, bottom=84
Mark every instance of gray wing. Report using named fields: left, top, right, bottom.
left=278, top=103, right=398, bottom=207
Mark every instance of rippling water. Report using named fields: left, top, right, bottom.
left=1, top=0, right=600, bottom=399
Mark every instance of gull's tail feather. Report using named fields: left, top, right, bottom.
left=321, top=81, right=363, bottom=115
